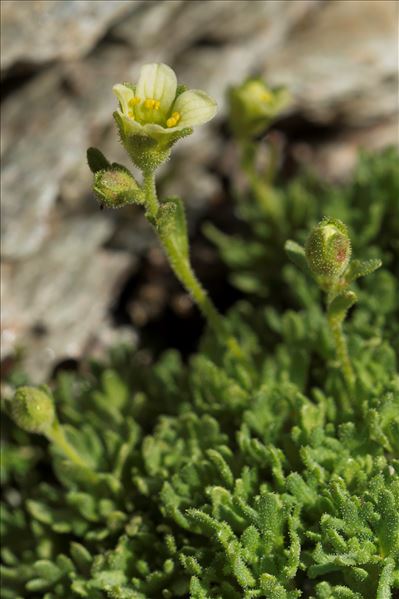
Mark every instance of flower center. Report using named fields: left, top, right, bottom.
left=143, top=98, right=160, bottom=110
left=261, top=90, right=273, bottom=103
left=126, top=97, right=181, bottom=128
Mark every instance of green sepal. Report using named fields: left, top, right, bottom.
left=113, top=111, right=170, bottom=171
left=285, top=240, right=311, bottom=275
left=345, top=258, right=382, bottom=284
left=156, top=196, right=189, bottom=261
left=114, top=111, right=192, bottom=170
left=327, top=291, right=357, bottom=323
left=87, top=147, right=110, bottom=174
left=175, top=84, right=188, bottom=97
left=93, top=165, right=144, bottom=209
left=305, top=217, right=351, bottom=287
left=160, top=127, right=193, bottom=149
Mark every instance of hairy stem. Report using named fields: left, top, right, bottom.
left=160, top=234, right=224, bottom=337
left=47, top=421, right=94, bottom=472
left=328, top=315, right=355, bottom=393
left=142, top=171, right=225, bottom=338
left=143, top=170, right=159, bottom=219
left=240, top=140, right=281, bottom=220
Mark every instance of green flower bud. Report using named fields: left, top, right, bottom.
left=93, top=165, right=144, bottom=208
left=10, top=387, right=55, bottom=434
left=228, top=79, right=291, bottom=138
left=305, top=218, right=351, bottom=286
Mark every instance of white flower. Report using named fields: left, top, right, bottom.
left=113, top=63, right=217, bottom=143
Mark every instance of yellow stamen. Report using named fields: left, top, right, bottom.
left=262, top=91, right=273, bottom=103
left=145, top=98, right=160, bottom=109
left=166, top=111, right=181, bottom=128
left=128, top=111, right=135, bottom=119
left=129, top=97, right=141, bottom=107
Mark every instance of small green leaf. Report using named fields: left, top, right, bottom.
left=284, top=240, right=311, bottom=275
left=345, top=258, right=382, bottom=283
left=87, top=147, right=110, bottom=173
left=33, top=560, right=61, bottom=582
left=157, top=196, right=189, bottom=260
left=327, top=291, right=357, bottom=323
left=70, top=542, right=92, bottom=573
left=259, top=574, right=287, bottom=598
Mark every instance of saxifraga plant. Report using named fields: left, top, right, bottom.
left=87, top=63, right=223, bottom=338
left=2, top=64, right=398, bottom=599
left=286, top=217, right=381, bottom=397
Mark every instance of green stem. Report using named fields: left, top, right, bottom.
left=240, top=140, right=258, bottom=183
left=265, top=133, right=280, bottom=184
left=143, top=170, right=159, bottom=219
left=141, top=170, right=248, bottom=363
left=142, top=169, right=225, bottom=338
left=328, top=315, right=355, bottom=393
left=239, top=140, right=281, bottom=220
left=47, top=421, right=93, bottom=471
left=160, top=235, right=224, bottom=338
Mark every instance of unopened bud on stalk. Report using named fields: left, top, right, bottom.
left=10, top=387, right=55, bottom=435
left=93, top=166, right=144, bottom=208
left=305, top=217, right=351, bottom=287
left=228, top=79, right=291, bottom=138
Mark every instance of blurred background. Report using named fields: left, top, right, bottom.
left=1, top=0, right=398, bottom=382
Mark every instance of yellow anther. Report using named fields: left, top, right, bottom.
left=128, top=111, right=135, bottom=119
left=128, top=97, right=141, bottom=107
left=167, top=111, right=181, bottom=127
left=144, top=98, right=157, bottom=109
left=262, top=91, right=273, bottom=103
left=154, top=100, right=161, bottom=110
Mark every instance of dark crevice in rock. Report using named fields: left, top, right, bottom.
left=1, top=61, right=50, bottom=102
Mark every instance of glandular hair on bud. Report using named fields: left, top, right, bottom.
left=10, top=387, right=55, bottom=435
left=305, top=217, right=351, bottom=282
left=93, top=166, right=141, bottom=208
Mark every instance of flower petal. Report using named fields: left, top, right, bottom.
left=172, top=90, right=217, bottom=127
left=113, top=84, right=135, bottom=115
left=136, top=63, right=177, bottom=114
left=115, top=110, right=146, bottom=136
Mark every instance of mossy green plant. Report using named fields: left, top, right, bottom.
left=1, top=68, right=398, bottom=598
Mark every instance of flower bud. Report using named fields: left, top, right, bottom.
left=10, top=387, right=55, bottom=434
left=305, top=218, right=351, bottom=285
left=93, top=166, right=143, bottom=208
left=228, top=79, right=291, bottom=138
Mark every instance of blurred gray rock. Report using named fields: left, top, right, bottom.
left=261, top=0, right=398, bottom=125
left=173, top=0, right=319, bottom=106
left=292, top=117, right=399, bottom=182
left=1, top=0, right=138, bottom=71
left=1, top=215, right=134, bottom=382
left=2, top=70, right=85, bottom=258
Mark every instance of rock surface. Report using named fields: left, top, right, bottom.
left=261, top=0, right=398, bottom=126
left=1, top=0, right=137, bottom=71
left=1, top=216, right=134, bottom=383
left=1, top=0, right=397, bottom=380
